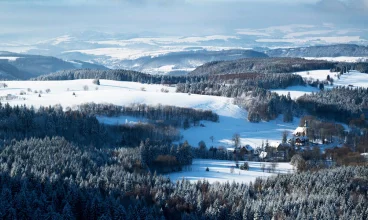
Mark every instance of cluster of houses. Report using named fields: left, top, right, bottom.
left=230, top=121, right=311, bottom=161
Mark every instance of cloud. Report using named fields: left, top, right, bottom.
left=316, top=0, right=368, bottom=11
left=0, top=0, right=366, bottom=40
left=0, top=0, right=183, bottom=6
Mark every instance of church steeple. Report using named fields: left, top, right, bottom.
left=304, top=120, right=308, bottom=137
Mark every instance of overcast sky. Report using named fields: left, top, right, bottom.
left=0, top=0, right=367, bottom=41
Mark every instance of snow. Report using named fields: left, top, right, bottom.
left=270, top=85, right=319, bottom=99
left=96, top=115, right=148, bottom=125
left=269, top=142, right=281, bottom=148
left=38, top=35, right=74, bottom=46
left=88, top=35, right=239, bottom=47
left=271, top=70, right=367, bottom=99
left=179, top=114, right=298, bottom=149
left=295, top=70, right=368, bottom=88
left=0, top=79, right=299, bottom=149
left=0, top=57, right=19, bottom=61
left=293, top=127, right=306, bottom=135
left=304, top=56, right=368, bottom=63
left=65, top=46, right=248, bottom=61
left=143, top=65, right=196, bottom=75
left=168, top=159, right=293, bottom=184
left=256, top=36, right=364, bottom=45
left=296, top=69, right=335, bottom=81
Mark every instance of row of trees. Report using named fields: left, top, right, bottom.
left=77, top=103, right=219, bottom=128
left=189, top=57, right=336, bottom=75
left=176, top=73, right=305, bottom=95
left=140, top=140, right=192, bottom=173
left=34, top=69, right=191, bottom=85
left=0, top=102, right=214, bottom=148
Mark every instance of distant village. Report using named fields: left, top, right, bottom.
left=222, top=117, right=367, bottom=166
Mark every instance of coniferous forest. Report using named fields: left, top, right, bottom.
left=0, top=136, right=366, bottom=219
left=0, top=98, right=365, bottom=219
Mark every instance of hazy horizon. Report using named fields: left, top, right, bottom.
left=0, top=0, right=367, bottom=43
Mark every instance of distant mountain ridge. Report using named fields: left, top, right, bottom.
left=116, top=49, right=268, bottom=75
left=0, top=52, right=108, bottom=80
left=265, top=44, right=368, bottom=57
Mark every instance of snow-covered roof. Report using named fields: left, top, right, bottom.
left=293, top=126, right=306, bottom=135
left=259, top=151, right=267, bottom=159
left=270, top=142, right=281, bottom=148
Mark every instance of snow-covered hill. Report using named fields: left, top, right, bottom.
left=295, top=70, right=368, bottom=88
left=271, top=70, right=368, bottom=99
left=0, top=79, right=297, bottom=148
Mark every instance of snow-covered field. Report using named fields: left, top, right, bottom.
left=144, top=65, right=196, bottom=75
left=179, top=115, right=298, bottom=149
left=296, top=70, right=368, bottom=88
left=271, top=70, right=368, bottom=99
left=96, top=115, right=148, bottom=125
left=168, top=159, right=293, bottom=184
left=271, top=85, right=319, bottom=99
left=0, top=79, right=298, bottom=148
left=304, top=56, right=368, bottom=63
left=0, top=56, right=19, bottom=61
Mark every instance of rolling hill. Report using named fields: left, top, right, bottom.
left=189, top=57, right=335, bottom=76
left=265, top=44, right=368, bottom=57
left=0, top=51, right=108, bottom=80
left=115, top=49, right=268, bottom=75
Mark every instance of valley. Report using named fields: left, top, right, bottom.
left=0, top=1, right=367, bottom=217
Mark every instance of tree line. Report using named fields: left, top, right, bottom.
left=0, top=102, right=218, bottom=148
left=77, top=103, right=219, bottom=128
left=297, top=86, right=368, bottom=123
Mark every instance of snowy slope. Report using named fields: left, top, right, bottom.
left=296, top=70, right=368, bottom=88
left=270, top=85, right=319, bottom=99
left=168, top=159, right=293, bottom=184
left=304, top=57, right=368, bottom=63
left=179, top=115, right=298, bottom=149
left=0, top=79, right=297, bottom=149
left=271, top=70, right=368, bottom=99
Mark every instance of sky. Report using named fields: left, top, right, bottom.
left=0, top=0, right=367, bottom=44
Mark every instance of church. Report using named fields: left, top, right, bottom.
left=293, top=120, right=309, bottom=146
left=293, top=120, right=308, bottom=137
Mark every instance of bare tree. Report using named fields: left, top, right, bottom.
left=210, top=136, right=214, bottom=146
left=261, top=163, right=266, bottom=172
left=271, top=161, right=278, bottom=173
left=232, top=133, right=241, bottom=148
left=93, top=79, right=100, bottom=85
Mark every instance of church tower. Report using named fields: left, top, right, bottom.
left=304, top=120, right=308, bottom=137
